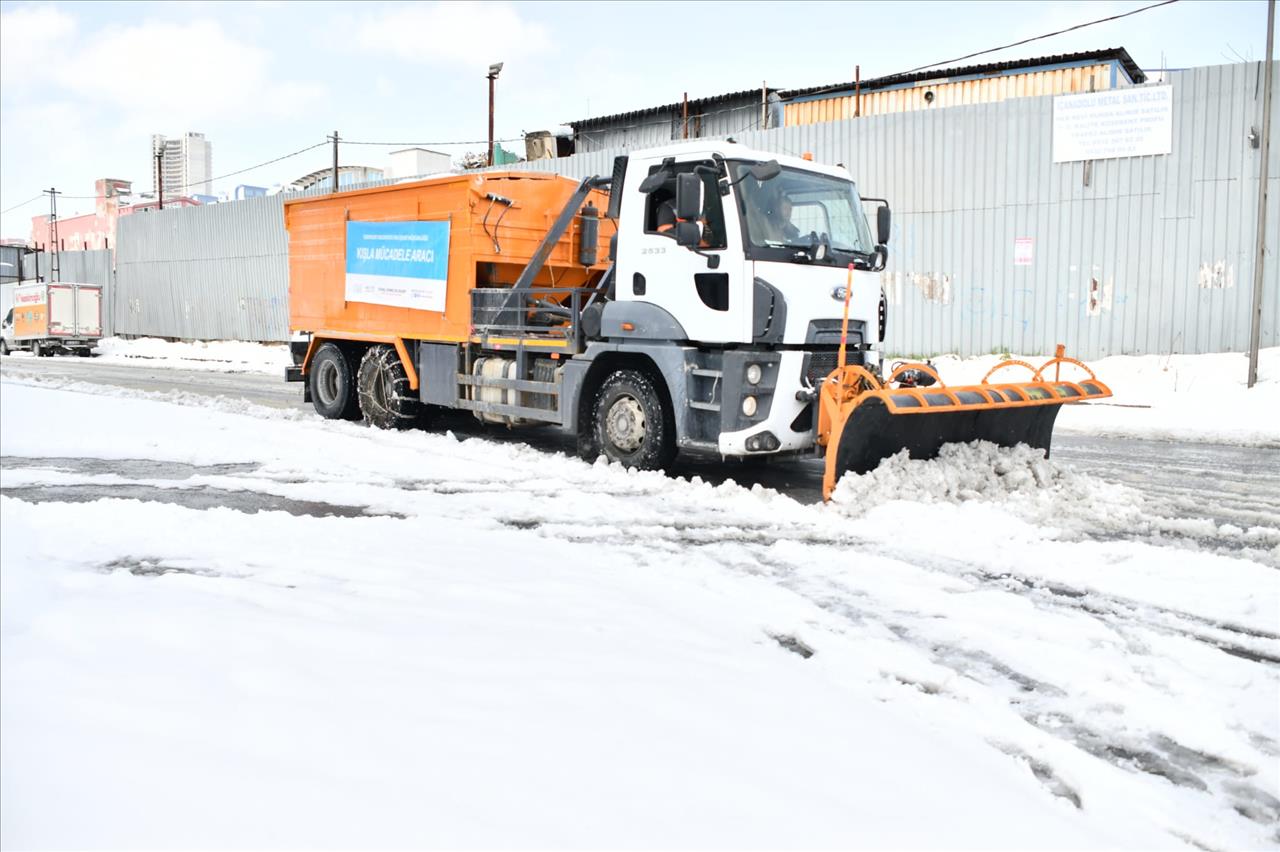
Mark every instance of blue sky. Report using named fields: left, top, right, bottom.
left=0, top=0, right=1274, bottom=237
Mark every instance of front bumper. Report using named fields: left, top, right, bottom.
left=717, top=348, right=880, bottom=456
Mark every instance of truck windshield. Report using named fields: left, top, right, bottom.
left=732, top=162, right=876, bottom=264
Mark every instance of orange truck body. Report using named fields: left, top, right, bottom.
left=10, top=283, right=102, bottom=340
left=284, top=172, right=613, bottom=366
left=13, top=288, right=47, bottom=338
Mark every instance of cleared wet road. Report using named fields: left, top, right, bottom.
left=4, top=352, right=1278, bottom=522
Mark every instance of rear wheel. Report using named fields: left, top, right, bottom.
left=593, top=370, right=675, bottom=469
left=358, top=344, right=426, bottom=430
left=309, top=342, right=361, bottom=420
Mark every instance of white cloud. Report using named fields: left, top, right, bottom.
left=68, top=19, right=321, bottom=129
left=2, top=12, right=323, bottom=134
left=356, top=1, right=551, bottom=66
left=0, top=4, right=78, bottom=85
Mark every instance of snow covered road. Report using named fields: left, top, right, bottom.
left=4, top=351, right=1276, bottom=520
left=2, top=370, right=1278, bottom=849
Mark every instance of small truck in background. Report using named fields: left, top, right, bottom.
left=0, top=282, right=103, bottom=357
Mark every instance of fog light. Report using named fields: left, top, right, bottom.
left=746, top=363, right=763, bottom=385
left=746, top=431, right=780, bottom=452
left=741, top=395, right=758, bottom=417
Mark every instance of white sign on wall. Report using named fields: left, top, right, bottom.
left=1014, top=237, right=1034, bottom=266
left=1052, top=86, right=1173, bottom=163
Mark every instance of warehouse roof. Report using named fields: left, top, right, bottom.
left=782, top=47, right=1146, bottom=101
left=567, top=87, right=780, bottom=130
left=566, top=48, right=1144, bottom=129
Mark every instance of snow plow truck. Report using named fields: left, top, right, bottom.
left=284, top=141, right=1110, bottom=499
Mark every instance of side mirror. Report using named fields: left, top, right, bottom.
left=675, top=173, right=703, bottom=221
left=638, top=171, right=668, bottom=194
left=750, top=160, right=781, bottom=182
left=674, top=220, right=702, bottom=248
left=877, top=205, right=891, bottom=245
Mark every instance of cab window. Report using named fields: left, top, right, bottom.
left=642, top=161, right=727, bottom=249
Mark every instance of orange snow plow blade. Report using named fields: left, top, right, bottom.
left=818, top=350, right=1112, bottom=501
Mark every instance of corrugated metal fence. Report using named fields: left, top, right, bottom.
left=743, top=61, right=1280, bottom=358
left=115, top=195, right=287, bottom=341
left=111, top=171, right=460, bottom=341
left=107, top=61, right=1277, bottom=357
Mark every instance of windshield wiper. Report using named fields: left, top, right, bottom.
left=831, top=245, right=877, bottom=269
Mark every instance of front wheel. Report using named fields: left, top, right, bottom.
left=593, top=370, right=675, bottom=470
left=0, top=339, right=9, bottom=356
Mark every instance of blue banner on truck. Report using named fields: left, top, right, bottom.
left=345, top=220, right=450, bottom=312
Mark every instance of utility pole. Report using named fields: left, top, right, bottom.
left=45, top=188, right=61, bottom=282
left=487, top=63, right=503, bottom=167
left=155, top=150, right=164, bottom=210
left=682, top=92, right=689, bottom=139
left=1248, top=0, right=1275, bottom=388
left=328, top=130, right=340, bottom=192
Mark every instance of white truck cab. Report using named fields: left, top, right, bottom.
left=0, top=307, right=14, bottom=355
left=578, top=141, right=890, bottom=459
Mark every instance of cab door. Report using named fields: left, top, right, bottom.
left=617, top=158, right=751, bottom=343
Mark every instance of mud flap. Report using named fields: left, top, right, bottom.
left=830, top=397, right=1062, bottom=478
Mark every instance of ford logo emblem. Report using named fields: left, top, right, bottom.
left=831, top=286, right=849, bottom=301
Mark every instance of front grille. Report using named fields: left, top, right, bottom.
left=803, top=351, right=839, bottom=386
left=806, top=319, right=865, bottom=347
left=802, top=349, right=866, bottom=387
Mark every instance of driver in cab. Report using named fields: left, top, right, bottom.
left=769, top=194, right=801, bottom=243
left=753, top=188, right=801, bottom=244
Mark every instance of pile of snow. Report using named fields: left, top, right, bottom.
left=910, top=347, right=1280, bottom=447
left=831, top=441, right=1279, bottom=567
left=93, top=336, right=291, bottom=374
left=831, top=441, right=1118, bottom=510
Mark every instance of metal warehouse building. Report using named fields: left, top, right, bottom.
left=783, top=48, right=1146, bottom=124
left=567, top=48, right=1146, bottom=151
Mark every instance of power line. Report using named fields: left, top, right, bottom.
left=4, top=141, right=330, bottom=216
left=2, top=194, right=49, bottom=214
left=903, top=0, right=1179, bottom=74
left=170, top=140, right=330, bottom=193
left=774, top=1, right=1179, bottom=104
left=345, top=136, right=524, bottom=147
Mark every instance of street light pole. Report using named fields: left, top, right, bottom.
left=1248, top=0, right=1275, bottom=388
left=487, top=62, right=503, bottom=167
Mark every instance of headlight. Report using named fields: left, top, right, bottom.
left=741, top=395, right=758, bottom=417
left=746, top=364, right=762, bottom=385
